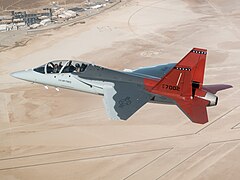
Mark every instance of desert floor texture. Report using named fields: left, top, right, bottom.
left=0, top=0, right=240, bottom=179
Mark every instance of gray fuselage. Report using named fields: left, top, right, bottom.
left=11, top=60, right=175, bottom=105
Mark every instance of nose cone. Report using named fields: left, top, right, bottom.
left=11, top=71, right=23, bottom=79
left=11, top=70, right=34, bottom=82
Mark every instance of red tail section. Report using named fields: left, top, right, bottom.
left=176, top=97, right=209, bottom=124
left=150, top=48, right=209, bottom=124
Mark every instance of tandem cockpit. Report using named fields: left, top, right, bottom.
left=33, top=60, right=89, bottom=74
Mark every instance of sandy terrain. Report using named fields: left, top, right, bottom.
left=0, top=0, right=85, bottom=11
left=0, top=0, right=240, bottom=179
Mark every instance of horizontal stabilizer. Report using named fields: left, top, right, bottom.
left=176, top=97, right=209, bottom=124
left=202, top=84, right=232, bottom=94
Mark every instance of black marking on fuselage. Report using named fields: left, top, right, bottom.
left=118, top=97, right=132, bottom=108
left=75, top=77, right=103, bottom=90
left=174, top=67, right=191, bottom=71
left=191, top=49, right=207, bottom=55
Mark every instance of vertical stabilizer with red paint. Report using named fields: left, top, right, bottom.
left=151, top=48, right=214, bottom=124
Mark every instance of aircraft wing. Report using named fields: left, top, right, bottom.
left=103, top=82, right=151, bottom=120
left=132, top=63, right=176, bottom=78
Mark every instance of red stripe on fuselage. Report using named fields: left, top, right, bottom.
left=144, top=78, right=159, bottom=91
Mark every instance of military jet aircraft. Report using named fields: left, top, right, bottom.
left=11, top=48, right=232, bottom=124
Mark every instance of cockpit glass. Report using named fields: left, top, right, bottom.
left=33, top=64, right=45, bottom=74
left=60, top=61, right=88, bottom=73
left=61, top=61, right=75, bottom=73
left=33, top=60, right=88, bottom=74
left=47, top=60, right=67, bottom=74
left=73, top=62, right=88, bottom=73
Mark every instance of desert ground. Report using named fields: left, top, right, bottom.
left=0, top=0, right=85, bottom=11
left=0, top=0, right=240, bottom=179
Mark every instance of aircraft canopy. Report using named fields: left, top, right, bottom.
left=33, top=60, right=89, bottom=74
